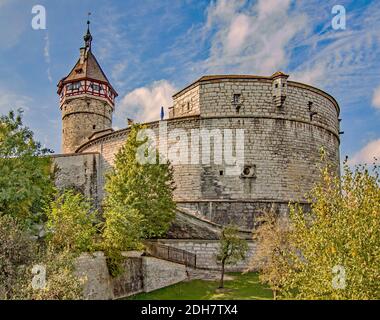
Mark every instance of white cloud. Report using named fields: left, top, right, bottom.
left=348, top=139, right=380, bottom=165
left=0, top=88, right=32, bottom=114
left=290, top=1, right=380, bottom=103
left=290, top=65, right=326, bottom=86
left=112, top=62, right=127, bottom=79
left=44, top=33, right=50, bottom=62
left=203, top=0, right=307, bottom=74
left=372, top=86, right=380, bottom=109
left=226, top=14, right=250, bottom=55
left=117, top=80, right=177, bottom=125
left=44, top=32, right=52, bottom=83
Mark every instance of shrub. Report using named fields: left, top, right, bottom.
left=0, top=215, right=36, bottom=299
left=45, top=190, right=99, bottom=253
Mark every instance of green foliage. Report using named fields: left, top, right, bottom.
left=102, top=204, right=143, bottom=276
left=0, top=113, right=87, bottom=299
left=254, top=157, right=380, bottom=300
left=20, top=248, right=83, bottom=300
left=217, top=225, right=248, bottom=265
left=0, top=215, right=36, bottom=299
left=249, top=211, right=291, bottom=299
left=282, top=161, right=380, bottom=300
left=45, top=189, right=99, bottom=254
left=217, top=225, right=248, bottom=288
left=102, top=204, right=144, bottom=251
left=0, top=110, right=55, bottom=227
left=102, top=123, right=176, bottom=253
left=0, top=204, right=85, bottom=300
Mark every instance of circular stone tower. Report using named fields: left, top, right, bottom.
left=57, top=21, right=118, bottom=153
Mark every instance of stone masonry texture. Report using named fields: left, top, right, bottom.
left=74, top=251, right=188, bottom=300
left=61, top=75, right=340, bottom=231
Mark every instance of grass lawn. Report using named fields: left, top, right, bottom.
left=127, top=272, right=273, bottom=300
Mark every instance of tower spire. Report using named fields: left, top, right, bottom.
left=84, top=12, right=92, bottom=50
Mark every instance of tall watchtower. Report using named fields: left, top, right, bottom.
left=57, top=20, right=118, bottom=153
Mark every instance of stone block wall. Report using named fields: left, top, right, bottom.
left=52, top=152, right=100, bottom=203
left=112, top=257, right=144, bottom=298
left=177, top=201, right=301, bottom=230
left=70, top=76, right=340, bottom=230
left=170, top=84, right=200, bottom=118
left=198, top=79, right=339, bottom=134
left=61, top=97, right=113, bottom=153
left=158, top=239, right=256, bottom=271
left=74, top=252, right=188, bottom=300
left=74, top=252, right=113, bottom=300
left=142, top=257, right=187, bottom=293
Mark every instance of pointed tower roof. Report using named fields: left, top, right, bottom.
left=57, top=19, right=117, bottom=97
left=63, top=50, right=111, bottom=84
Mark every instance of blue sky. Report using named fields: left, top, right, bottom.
left=0, top=0, right=379, bottom=163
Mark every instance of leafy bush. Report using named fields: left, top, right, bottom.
left=0, top=215, right=36, bottom=299
left=283, top=162, right=380, bottom=299
left=45, top=189, right=99, bottom=253
left=20, top=248, right=83, bottom=300
left=249, top=211, right=291, bottom=299
left=0, top=110, right=55, bottom=227
left=252, top=159, right=380, bottom=300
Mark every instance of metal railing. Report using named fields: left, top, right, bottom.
left=144, top=242, right=196, bottom=268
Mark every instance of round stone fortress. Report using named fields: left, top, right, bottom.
left=54, top=27, right=340, bottom=238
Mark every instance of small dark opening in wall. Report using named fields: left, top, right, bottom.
left=282, top=83, right=285, bottom=87
left=233, top=94, right=241, bottom=104
left=275, top=84, right=279, bottom=88
left=93, top=125, right=96, bottom=130
left=219, top=170, right=224, bottom=176
left=243, top=167, right=251, bottom=176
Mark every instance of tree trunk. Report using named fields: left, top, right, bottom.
left=219, top=259, right=225, bottom=288
left=273, top=289, right=277, bottom=300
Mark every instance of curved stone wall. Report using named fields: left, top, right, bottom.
left=61, top=97, right=113, bottom=153
left=77, top=77, right=340, bottom=229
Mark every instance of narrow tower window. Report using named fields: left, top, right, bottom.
left=233, top=94, right=241, bottom=104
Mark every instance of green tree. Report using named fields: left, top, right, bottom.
left=217, top=225, right=248, bottom=288
left=45, top=189, right=99, bottom=254
left=282, top=161, right=380, bottom=299
left=0, top=110, right=55, bottom=227
left=0, top=215, right=36, bottom=299
left=249, top=211, right=291, bottom=299
left=103, top=123, right=176, bottom=249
